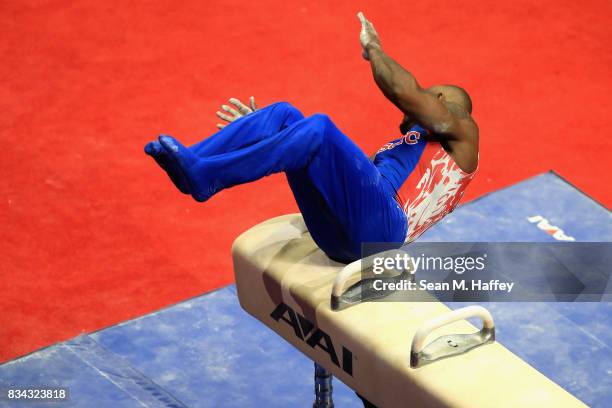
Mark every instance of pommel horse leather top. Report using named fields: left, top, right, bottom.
left=232, top=214, right=586, bottom=408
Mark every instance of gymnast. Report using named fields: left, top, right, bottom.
left=144, top=12, right=479, bottom=263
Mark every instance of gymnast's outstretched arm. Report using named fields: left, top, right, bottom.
left=357, top=12, right=470, bottom=141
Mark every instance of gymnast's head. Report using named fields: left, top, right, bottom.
left=426, top=84, right=472, bottom=115
left=400, top=84, right=473, bottom=134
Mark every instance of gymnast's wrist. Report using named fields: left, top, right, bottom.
left=366, top=42, right=383, bottom=55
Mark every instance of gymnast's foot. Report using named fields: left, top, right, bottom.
left=144, top=137, right=191, bottom=194
left=158, top=135, right=216, bottom=202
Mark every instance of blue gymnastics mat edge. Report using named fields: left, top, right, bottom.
left=547, top=170, right=610, bottom=211
left=463, top=169, right=609, bottom=212
left=0, top=284, right=237, bottom=367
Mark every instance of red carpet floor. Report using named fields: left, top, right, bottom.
left=1, top=0, right=610, bottom=362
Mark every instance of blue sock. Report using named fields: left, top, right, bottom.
left=158, top=135, right=216, bottom=202
left=144, top=136, right=191, bottom=194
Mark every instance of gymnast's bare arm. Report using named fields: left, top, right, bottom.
left=357, top=12, right=478, bottom=172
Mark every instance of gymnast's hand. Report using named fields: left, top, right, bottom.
left=357, top=11, right=381, bottom=60
left=216, top=96, right=258, bottom=129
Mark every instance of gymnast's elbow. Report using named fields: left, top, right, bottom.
left=388, top=79, right=422, bottom=111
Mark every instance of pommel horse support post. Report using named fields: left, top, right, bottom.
left=232, top=214, right=586, bottom=408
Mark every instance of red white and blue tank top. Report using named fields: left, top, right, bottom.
left=373, top=124, right=476, bottom=242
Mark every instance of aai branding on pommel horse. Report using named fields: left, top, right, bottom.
left=270, top=302, right=354, bottom=376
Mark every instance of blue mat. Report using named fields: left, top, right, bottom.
left=1, top=172, right=610, bottom=407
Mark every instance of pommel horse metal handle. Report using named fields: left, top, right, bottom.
left=410, top=305, right=495, bottom=368
left=331, top=249, right=413, bottom=311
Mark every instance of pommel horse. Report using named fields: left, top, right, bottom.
left=232, top=214, right=586, bottom=407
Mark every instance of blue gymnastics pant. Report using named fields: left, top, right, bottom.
left=179, top=102, right=407, bottom=262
